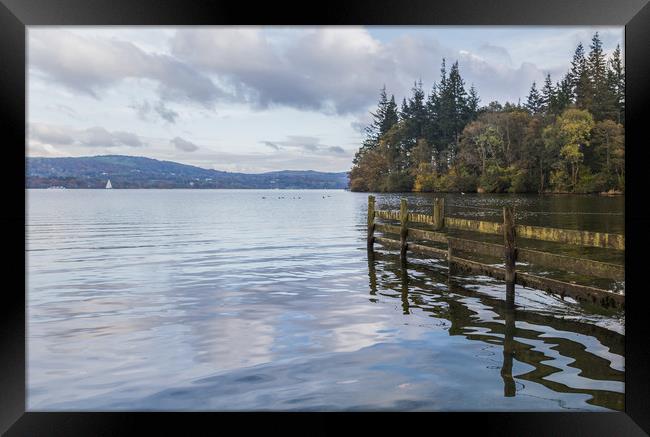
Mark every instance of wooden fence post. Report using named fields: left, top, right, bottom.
left=447, top=238, right=454, bottom=274
left=433, top=197, right=445, bottom=230
left=503, top=206, right=516, bottom=305
left=368, top=255, right=377, bottom=296
left=400, top=264, right=410, bottom=315
left=367, top=195, right=375, bottom=252
left=501, top=306, right=516, bottom=396
left=400, top=198, right=408, bottom=263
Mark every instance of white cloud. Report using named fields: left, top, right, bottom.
left=29, top=123, right=75, bottom=145
left=260, top=135, right=347, bottom=156
left=130, top=100, right=179, bottom=123
left=169, top=27, right=393, bottom=114
left=29, top=29, right=221, bottom=106
left=29, top=123, right=145, bottom=150
left=80, top=127, right=143, bottom=148
left=170, top=136, right=199, bottom=152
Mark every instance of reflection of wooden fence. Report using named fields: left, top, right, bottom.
left=367, top=195, right=625, bottom=309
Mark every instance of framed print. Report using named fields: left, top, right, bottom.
left=2, top=0, right=650, bottom=435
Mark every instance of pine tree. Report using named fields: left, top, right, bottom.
left=540, top=74, right=556, bottom=114
left=569, top=42, right=590, bottom=109
left=396, top=80, right=428, bottom=167
left=607, top=44, right=625, bottom=124
left=525, top=82, right=543, bottom=114
left=436, top=59, right=454, bottom=169
left=587, top=32, right=612, bottom=120
left=467, top=85, right=480, bottom=117
left=383, top=95, right=399, bottom=134
left=405, top=80, right=426, bottom=138
left=364, top=85, right=389, bottom=143
left=400, top=97, right=409, bottom=121
left=439, top=58, right=448, bottom=92
left=353, top=86, right=396, bottom=165
left=436, top=60, right=469, bottom=168
left=554, top=75, right=573, bottom=115
left=424, top=82, right=441, bottom=168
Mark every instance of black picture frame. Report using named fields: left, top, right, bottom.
left=2, top=0, right=649, bottom=435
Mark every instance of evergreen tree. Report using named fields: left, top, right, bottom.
left=607, top=44, right=625, bottom=124
left=435, top=61, right=469, bottom=167
left=554, top=75, right=573, bottom=115
left=540, top=74, right=556, bottom=114
left=448, top=61, right=468, bottom=119
left=400, top=98, right=409, bottom=121
left=569, top=42, right=590, bottom=109
left=365, top=85, right=389, bottom=142
left=587, top=32, right=613, bottom=120
left=424, top=82, right=441, bottom=168
left=467, top=85, right=480, bottom=117
left=382, top=95, right=399, bottom=135
left=525, top=82, right=543, bottom=114
left=353, top=86, right=398, bottom=165
left=395, top=80, right=428, bottom=167
left=404, top=80, right=427, bottom=139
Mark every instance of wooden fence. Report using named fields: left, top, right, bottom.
left=367, top=195, right=624, bottom=309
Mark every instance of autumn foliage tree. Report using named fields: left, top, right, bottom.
left=349, top=32, right=624, bottom=194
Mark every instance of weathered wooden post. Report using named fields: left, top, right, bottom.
left=368, top=255, right=377, bottom=296
left=447, top=238, right=454, bottom=274
left=503, top=206, right=516, bottom=306
left=399, top=198, right=408, bottom=263
left=400, top=264, right=410, bottom=315
left=501, top=306, right=516, bottom=397
left=432, top=197, right=445, bottom=230
left=367, top=195, right=375, bottom=252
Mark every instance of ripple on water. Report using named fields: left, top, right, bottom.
left=27, top=190, right=624, bottom=411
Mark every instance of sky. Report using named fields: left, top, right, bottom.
left=27, top=26, right=623, bottom=173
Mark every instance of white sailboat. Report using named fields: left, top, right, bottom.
left=105, top=179, right=112, bottom=189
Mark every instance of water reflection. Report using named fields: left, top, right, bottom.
left=366, top=251, right=624, bottom=411
left=27, top=189, right=624, bottom=411
left=501, top=306, right=516, bottom=397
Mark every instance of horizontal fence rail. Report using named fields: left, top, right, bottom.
left=444, top=217, right=624, bottom=250
left=366, top=195, right=624, bottom=309
left=376, top=207, right=624, bottom=250
left=446, top=217, right=503, bottom=235
left=515, top=224, right=624, bottom=250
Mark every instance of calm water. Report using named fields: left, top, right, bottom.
left=26, top=189, right=624, bottom=411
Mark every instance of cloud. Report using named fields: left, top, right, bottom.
left=29, top=123, right=75, bottom=145
left=168, top=27, right=575, bottom=113
left=477, top=43, right=513, bottom=66
left=162, top=149, right=353, bottom=173
left=130, top=100, right=179, bottom=123
left=154, top=101, right=179, bottom=123
left=130, top=101, right=152, bottom=120
left=30, top=27, right=623, bottom=118
left=301, top=143, right=319, bottom=152
left=79, top=127, right=143, bottom=148
left=170, top=136, right=199, bottom=152
left=30, top=123, right=144, bottom=148
left=170, top=27, right=392, bottom=114
left=29, top=29, right=221, bottom=107
left=261, top=135, right=346, bottom=155
left=456, top=53, right=564, bottom=104
left=261, top=141, right=280, bottom=151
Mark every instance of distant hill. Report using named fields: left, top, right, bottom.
left=26, top=155, right=350, bottom=189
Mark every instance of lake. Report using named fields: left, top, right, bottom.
left=26, top=189, right=624, bottom=411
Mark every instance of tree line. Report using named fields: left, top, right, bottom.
left=349, top=33, right=624, bottom=194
